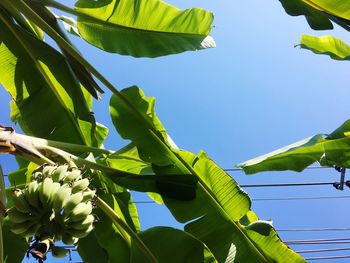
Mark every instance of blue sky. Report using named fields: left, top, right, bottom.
left=1, top=0, right=350, bottom=262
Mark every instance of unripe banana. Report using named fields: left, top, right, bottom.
left=51, top=164, right=69, bottom=183
left=12, top=190, right=31, bottom=213
left=71, top=178, right=90, bottom=194
left=21, top=223, right=41, bottom=238
left=7, top=207, right=31, bottom=223
left=26, top=181, right=40, bottom=208
left=51, top=246, right=69, bottom=258
left=63, top=169, right=82, bottom=184
left=8, top=164, right=94, bottom=245
left=68, top=224, right=93, bottom=238
left=48, top=182, right=61, bottom=204
left=68, top=214, right=94, bottom=230
left=62, top=192, right=84, bottom=217
left=11, top=220, right=33, bottom=235
left=42, top=165, right=56, bottom=177
left=82, top=189, right=95, bottom=202
left=67, top=202, right=92, bottom=222
left=62, top=233, right=78, bottom=245
left=52, top=186, right=72, bottom=213
left=38, top=177, right=54, bottom=208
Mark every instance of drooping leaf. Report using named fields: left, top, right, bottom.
left=0, top=10, right=106, bottom=147
left=90, top=193, right=132, bottom=263
left=73, top=0, right=215, bottom=57
left=279, top=0, right=350, bottom=31
left=2, top=218, right=28, bottom=263
left=238, top=120, right=350, bottom=174
left=24, top=1, right=103, bottom=99
left=131, top=227, right=217, bottom=263
left=77, top=232, right=109, bottom=263
left=302, top=0, right=350, bottom=21
left=109, top=86, right=305, bottom=262
left=77, top=156, right=138, bottom=262
left=279, top=0, right=333, bottom=30
left=298, top=34, right=350, bottom=60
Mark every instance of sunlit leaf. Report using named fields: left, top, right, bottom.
left=298, top=34, right=350, bottom=60
left=109, top=86, right=305, bottom=262
left=238, top=119, right=350, bottom=173
left=302, top=0, right=350, bottom=20
left=0, top=11, right=106, bottom=146
left=73, top=0, right=215, bottom=57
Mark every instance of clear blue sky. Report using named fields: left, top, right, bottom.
left=1, top=0, right=350, bottom=262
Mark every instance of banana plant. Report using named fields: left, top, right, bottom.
left=0, top=0, right=304, bottom=262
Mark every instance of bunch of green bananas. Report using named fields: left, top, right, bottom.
left=8, top=164, right=95, bottom=245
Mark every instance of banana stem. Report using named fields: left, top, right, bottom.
left=96, top=197, right=158, bottom=263
left=0, top=167, right=5, bottom=263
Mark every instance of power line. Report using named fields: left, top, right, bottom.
left=252, top=196, right=350, bottom=201
left=285, top=237, right=350, bottom=244
left=278, top=228, right=350, bottom=232
left=133, top=195, right=350, bottom=204
left=296, top=247, right=350, bottom=254
left=1, top=165, right=333, bottom=177
left=224, top=166, right=333, bottom=172
left=240, top=181, right=337, bottom=188
left=289, top=241, right=350, bottom=245
left=305, top=255, right=350, bottom=261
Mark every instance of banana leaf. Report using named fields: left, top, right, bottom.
left=109, top=86, right=305, bottom=262
left=279, top=0, right=333, bottom=30
left=0, top=9, right=107, bottom=147
left=131, top=227, right=217, bottom=263
left=72, top=0, right=215, bottom=57
left=237, top=119, right=350, bottom=174
left=298, top=34, right=350, bottom=60
left=279, top=0, right=350, bottom=31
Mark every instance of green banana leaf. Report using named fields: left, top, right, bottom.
left=302, top=0, right=350, bottom=20
left=109, top=86, right=305, bottom=262
left=237, top=119, right=350, bottom=174
left=78, top=193, right=133, bottom=262
left=2, top=218, right=28, bottom=263
left=279, top=0, right=333, bottom=30
left=0, top=10, right=107, bottom=147
left=131, top=227, right=217, bottom=263
left=279, top=0, right=350, bottom=31
left=298, top=34, right=350, bottom=60
left=73, top=0, right=215, bottom=57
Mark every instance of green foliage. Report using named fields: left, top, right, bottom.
left=238, top=120, right=350, bottom=174
left=279, top=0, right=350, bottom=31
left=131, top=227, right=217, bottom=263
left=110, top=86, right=305, bottom=262
left=0, top=0, right=307, bottom=262
left=298, top=34, right=350, bottom=60
left=74, top=0, right=215, bottom=57
left=279, top=0, right=333, bottom=30
left=0, top=7, right=106, bottom=146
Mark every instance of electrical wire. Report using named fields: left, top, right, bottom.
left=252, top=196, right=350, bottom=201
left=277, top=227, right=350, bottom=232
left=285, top=237, right=350, bottom=244
left=240, top=181, right=337, bottom=188
left=224, top=166, right=333, bottom=172
left=132, top=195, right=350, bottom=204
left=296, top=247, right=350, bottom=254
left=305, top=255, right=350, bottom=261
